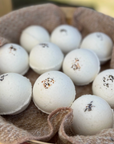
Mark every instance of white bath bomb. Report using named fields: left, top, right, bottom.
left=33, top=71, right=76, bottom=114
left=50, top=24, right=82, bottom=54
left=80, top=32, right=113, bottom=64
left=71, top=94, right=113, bottom=135
left=92, top=69, right=114, bottom=108
left=0, top=43, right=29, bottom=75
left=29, top=42, right=64, bottom=75
left=20, top=25, right=50, bottom=52
left=62, top=49, right=100, bottom=85
left=0, top=73, right=32, bottom=115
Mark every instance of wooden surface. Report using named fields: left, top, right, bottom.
left=52, top=0, right=114, bottom=17
left=0, top=0, right=12, bottom=17
left=60, top=7, right=76, bottom=24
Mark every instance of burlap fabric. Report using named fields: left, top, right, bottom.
left=0, top=3, right=66, bottom=46
left=0, top=5, right=114, bottom=144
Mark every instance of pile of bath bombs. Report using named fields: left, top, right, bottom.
left=0, top=24, right=114, bottom=136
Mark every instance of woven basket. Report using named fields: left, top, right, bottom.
left=0, top=4, right=114, bottom=144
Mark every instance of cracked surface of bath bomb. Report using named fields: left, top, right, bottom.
left=20, top=25, right=50, bottom=52
left=80, top=32, right=113, bottom=64
left=50, top=24, right=82, bottom=54
left=0, top=73, right=32, bottom=115
left=92, top=69, right=114, bottom=108
left=0, top=43, right=29, bottom=75
left=29, top=42, right=64, bottom=75
left=71, top=94, right=113, bottom=135
left=33, top=71, right=76, bottom=114
left=62, top=49, right=100, bottom=86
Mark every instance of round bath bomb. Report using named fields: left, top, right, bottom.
left=50, top=24, right=82, bottom=54
left=62, top=49, right=100, bottom=85
left=20, top=25, right=50, bottom=52
left=33, top=71, right=76, bottom=114
left=0, top=43, right=29, bottom=75
left=29, top=42, right=64, bottom=75
left=92, top=69, right=114, bottom=108
left=80, top=32, right=113, bottom=64
left=0, top=73, right=32, bottom=115
left=71, top=94, right=113, bottom=135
